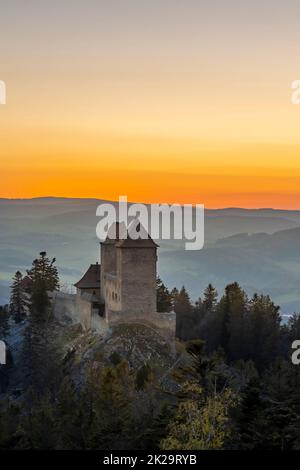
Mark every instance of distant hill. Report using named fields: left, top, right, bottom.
left=1, top=198, right=300, bottom=314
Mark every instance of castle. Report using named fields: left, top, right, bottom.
left=53, top=222, right=176, bottom=341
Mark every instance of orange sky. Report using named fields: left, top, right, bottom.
left=1, top=1, right=300, bottom=208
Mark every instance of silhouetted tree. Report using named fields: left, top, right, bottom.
left=203, top=284, right=218, bottom=313
left=22, top=253, right=61, bottom=391
left=219, top=283, right=247, bottom=360
left=173, top=286, right=194, bottom=340
left=9, top=271, right=28, bottom=323
left=27, top=251, right=59, bottom=319
left=0, top=305, right=9, bottom=337
left=156, top=278, right=172, bottom=312
left=245, top=293, right=281, bottom=369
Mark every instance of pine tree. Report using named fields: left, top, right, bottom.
left=0, top=305, right=12, bottom=394
left=260, top=359, right=300, bottom=450
left=220, top=283, right=247, bottom=360
left=169, top=287, right=178, bottom=311
left=27, top=252, right=59, bottom=292
left=173, top=286, right=194, bottom=340
left=22, top=316, right=62, bottom=392
left=27, top=251, right=59, bottom=320
left=21, top=253, right=61, bottom=391
left=0, top=305, right=9, bottom=337
left=156, top=278, right=172, bottom=312
left=9, top=271, right=28, bottom=323
left=236, top=378, right=265, bottom=449
left=0, top=398, right=21, bottom=449
left=203, top=284, right=218, bottom=313
left=17, top=392, right=57, bottom=449
left=56, top=376, right=84, bottom=449
left=246, top=293, right=281, bottom=369
left=82, top=361, right=134, bottom=449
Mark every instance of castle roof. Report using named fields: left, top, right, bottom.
left=74, top=263, right=100, bottom=289
left=115, top=237, right=158, bottom=248
left=102, top=221, right=127, bottom=244
left=105, top=220, right=158, bottom=248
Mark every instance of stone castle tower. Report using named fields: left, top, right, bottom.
left=101, top=221, right=157, bottom=320
left=72, top=222, right=175, bottom=340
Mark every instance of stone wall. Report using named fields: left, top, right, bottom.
left=53, top=291, right=110, bottom=336
left=100, top=241, right=116, bottom=300
left=103, top=272, right=121, bottom=313
left=52, top=291, right=78, bottom=324
left=107, top=309, right=176, bottom=343
left=78, top=286, right=101, bottom=299
left=76, top=293, right=93, bottom=330
left=91, top=310, right=110, bottom=336
left=117, top=247, right=157, bottom=315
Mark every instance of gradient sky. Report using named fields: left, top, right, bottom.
left=1, top=0, right=300, bottom=207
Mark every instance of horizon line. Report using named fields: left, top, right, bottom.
left=0, top=196, right=300, bottom=212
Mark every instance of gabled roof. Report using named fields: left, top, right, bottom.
left=74, top=263, right=101, bottom=289
left=115, top=237, right=158, bottom=248
left=101, top=220, right=158, bottom=248
left=102, top=221, right=127, bottom=244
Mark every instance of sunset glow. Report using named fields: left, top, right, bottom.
left=1, top=1, right=300, bottom=208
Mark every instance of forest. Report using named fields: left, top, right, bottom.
left=1, top=253, right=300, bottom=450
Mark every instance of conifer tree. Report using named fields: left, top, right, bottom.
left=203, top=284, right=218, bottom=313
left=9, top=271, right=28, bottom=323
left=22, top=253, right=61, bottom=391
left=219, top=282, right=247, bottom=360
left=0, top=305, right=9, bottom=337
left=56, top=376, right=84, bottom=449
left=156, top=278, right=172, bottom=312
left=173, top=286, right=193, bottom=340
left=27, top=252, right=59, bottom=292
left=27, top=251, right=59, bottom=319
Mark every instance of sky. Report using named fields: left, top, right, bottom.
left=1, top=0, right=300, bottom=208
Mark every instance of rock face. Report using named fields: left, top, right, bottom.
left=60, top=322, right=180, bottom=390
left=2, top=316, right=182, bottom=399
left=100, top=324, right=175, bottom=367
